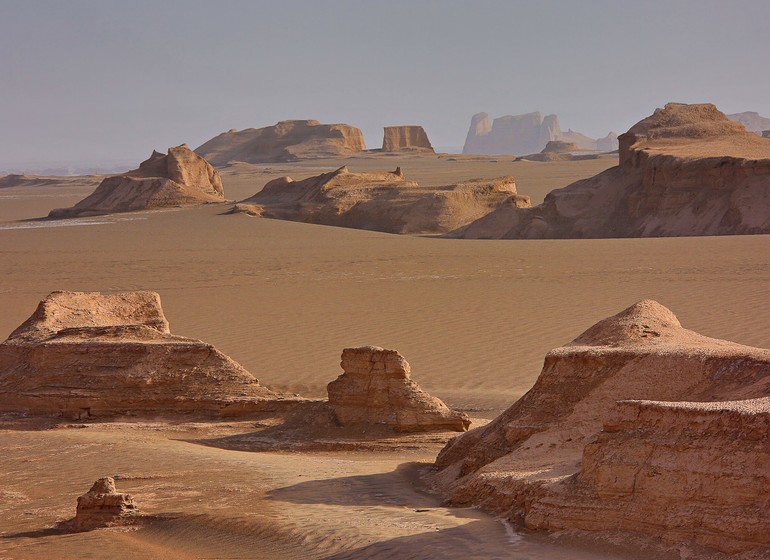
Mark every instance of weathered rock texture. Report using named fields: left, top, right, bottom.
left=381, top=126, right=434, bottom=152
left=234, top=166, right=527, bottom=234
left=453, top=103, right=770, bottom=238
left=327, top=346, right=470, bottom=432
left=431, top=300, right=770, bottom=556
left=727, top=111, right=770, bottom=134
left=463, top=111, right=618, bottom=155
left=517, top=140, right=601, bottom=163
left=0, top=291, right=288, bottom=418
left=195, top=120, right=366, bottom=165
left=74, top=477, right=136, bottom=531
left=49, top=145, right=223, bottom=218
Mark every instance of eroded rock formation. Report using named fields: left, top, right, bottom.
left=74, top=477, right=136, bottom=531
left=381, top=126, right=434, bottom=152
left=727, top=111, right=770, bottom=134
left=431, top=300, right=770, bottom=556
left=327, top=346, right=470, bottom=432
left=195, top=120, right=366, bottom=165
left=49, top=145, right=223, bottom=218
left=0, top=291, right=289, bottom=417
left=232, top=166, right=527, bottom=234
left=453, top=103, right=770, bottom=238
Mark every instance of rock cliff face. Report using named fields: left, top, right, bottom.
left=74, top=477, right=136, bottom=531
left=453, top=103, right=770, bottom=238
left=233, top=166, right=527, bottom=234
left=327, top=346, right=470, bottom=432
left=381, top=126, right=434, bottom=152
left=462, top=111, right=618, bottom=155
left=727, top=111, right=770, bottom=134
left=0, top=291, right=289, bottom=418
left=431, top=300, right=770, bottom=556
left=195, top=120, right=366, bottom=165
left=48, top=145, right=223, bottom=218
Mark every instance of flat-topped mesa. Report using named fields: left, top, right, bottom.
left=74, top=477, right=137, bottom=532
left=233, top=166, right=522, bottom=234
left=541, top=140, right=579, bottom=153
left=0, top=291, right=291, bottom=418
left=431, top=300, right=770, bottom=556
left=327, top=346, right=470, bottom=432
left=48, top=145, right=223, bottom=219
left=382, top=126, right=434, bottom=152
left=195, top=119, right=366, bottom=165
left=727, top=110, right=770, bottom=134
left=452, top=102, right=770, bottom=239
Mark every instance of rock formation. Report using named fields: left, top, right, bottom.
left=232, top=166, right=527, bottom=235
left=195, top=120, right=366, bottom=165
left=74, top=477, right=136, bottom=531
left=541, top=140, right=578, bottom=153
left=48, top=145, right=223, bottom=219
left=327, top=346, right=470, bottom=432
left=517, top=140, right=601, bottom=162
left=462, top=111, right=618, bottom=155
left=727, top=111, right=770, bottom=134
left=0, top=291, right=291, bottom=418
left=453, top=103, right=770, bottom=238
left=431, top=300, right=770, bottom=556
left=381, top=126, right=434, bottom=152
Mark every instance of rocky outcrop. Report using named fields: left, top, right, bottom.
left=381, top=126, right=434, bottom=152
left=431, top=300, right=770, bottom=556
left=0, top=291, right=291, bottom=418
left=327, top=346, right=470, bottom=432
left=234, top=166, right=527, bottom=234
left=541, top=140, right=578, bottom=153
left=727, top=111, right=770, bottom=134
left=74, top=477, right=136, bottom=531
left=48, top=145, right=223, bottom=218
left=453, top=103, right=770, bottom=238
left=462, top=111, right=618, bottom=155
left=195, top=120, right=366, bottom=165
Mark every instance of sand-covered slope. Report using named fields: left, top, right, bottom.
left=431, top=299, right=770, bottom=556
left=453, top=103, right=770, bottom=238
left=231, top=166, right=529, bottom=234
left=196, top=120, right=366, bottom=165
left=49, top=145, right=223, bottom=218
left=0, top=291, right=287, bottom=417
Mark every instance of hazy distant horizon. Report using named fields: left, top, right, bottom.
left=2, top=0, right=769, bottom=171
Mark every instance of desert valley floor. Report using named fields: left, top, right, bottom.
left=1, top=153, right=769, bottom=559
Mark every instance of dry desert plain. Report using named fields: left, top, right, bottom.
left=1, top=152, right=769, bottom=559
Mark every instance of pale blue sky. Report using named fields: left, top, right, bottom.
left=1, top=0, right=769, bottom=167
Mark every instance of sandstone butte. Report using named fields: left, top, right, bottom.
left=327, top=346, right=470, bottom=433
left=0, top=291, right=297, bottom=418
left=381, top=125, right=434, bottom=152
left=48, top=145, right=224, bottom=219
left=229, top=166, right=529, bottom=235
left=430, top=300, right=770, bottom=557
left=195, top=119, right=366, bottom=165
left=73, top=477, right=137, bottom=532
left=452, top=103, right=770, bottom=238
left=463, top=111, right=618, bottom=155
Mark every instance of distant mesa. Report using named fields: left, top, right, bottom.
left=452, top=102, right=770, bottom=238
left=541, top=140, right=579, bottom=153
left=230, top=165, right=527, bottom=234
left=517, top=140, right=602, bottom=162
left=0, top=291, right=295, bottom=418
left=48, top=145, right=223, bottom=219
left=727, top=110, right=770, bottom=134
left=463, top=111, right=618, bottom=155
left=327, top=346, right=470, bottom=432
left=195, top=119, right=366, bottom=165
left=381, top=125, right=434, bottom=152
left=0, top=174, right=101, bottom=190
left=74, top=477, right=137, bottom=532
left=432, top=300, right=770, bottom=556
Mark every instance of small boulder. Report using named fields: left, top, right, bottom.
left=74, top=477, right=136, bottom=531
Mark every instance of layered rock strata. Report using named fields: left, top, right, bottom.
left=0, top=291, right=288, bottom=417
left=381, top=126, right=434, bottom=152
left=432, top=300, right=770, bottom=556
left=74, top=477, right=136, bottom=531
left=49, top=145, right=223, bottom=218
left=327, top=346, right=470, bottom=432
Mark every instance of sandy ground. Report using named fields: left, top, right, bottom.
left=1, top=153, right=768, bottom=558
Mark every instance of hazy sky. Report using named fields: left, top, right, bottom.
left=2, top=0, right=769, bottom=167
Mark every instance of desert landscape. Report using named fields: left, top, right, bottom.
left=2, top=3, right=769, bottom=559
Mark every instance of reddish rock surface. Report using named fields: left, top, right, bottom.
left=381, top=126, right=434, bottom=152
left=74, top=477, right=136, bottom=531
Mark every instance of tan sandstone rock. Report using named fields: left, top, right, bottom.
left=195, top=119, right=366, bottom=165
left=0, top=291, right=289, bottom=418
left=327, top=346, right=470, bottom=432
left=48, top=145, right=223, bottom=218
left=431, top=300, right=770, bottom=556
left=74, top=477, right=136, bottom=531
left=381, top=126, right=434, bottom=152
